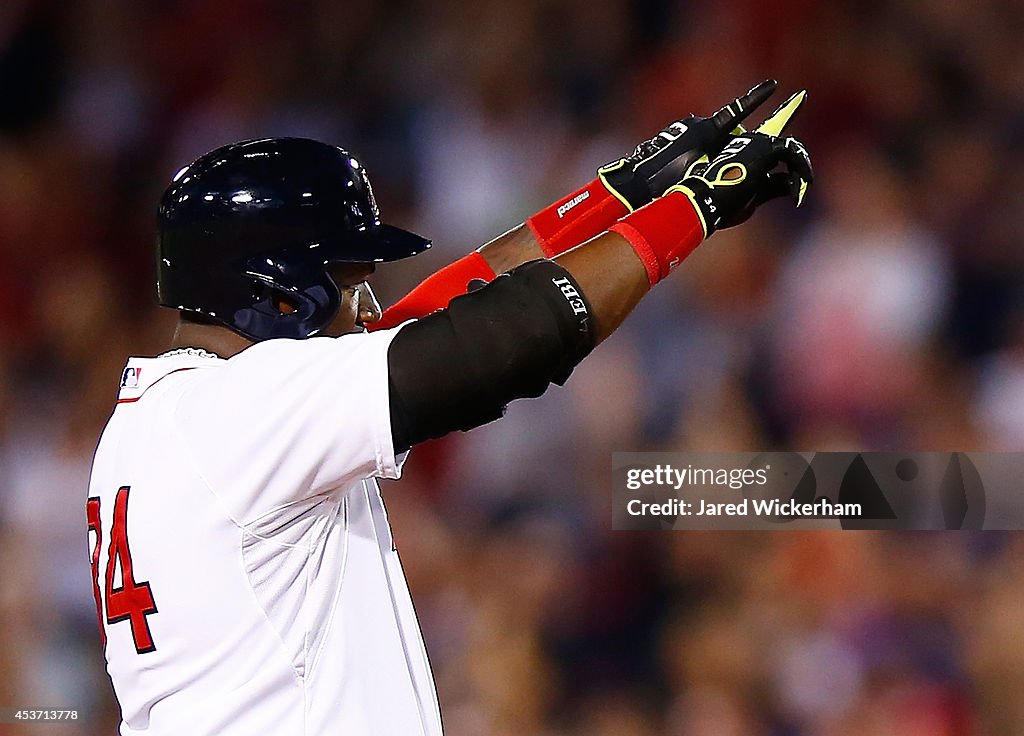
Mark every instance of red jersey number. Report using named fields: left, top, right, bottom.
left=88, top=487, right=158, bottom=654
left=86, top=497, right=105, bottom=646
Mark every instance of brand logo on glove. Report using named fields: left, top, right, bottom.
left=718, top=136, right=752, bottom=157
left=657, top=121, right=689, bottom=143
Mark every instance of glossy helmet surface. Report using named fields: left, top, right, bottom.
left=157, top=137, right=430, bottom=340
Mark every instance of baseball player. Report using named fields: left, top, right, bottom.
left=86, top=81, right=811, bottom=735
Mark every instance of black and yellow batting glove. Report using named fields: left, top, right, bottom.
left=670, top=132, right=814, bottom=237
left=597, top=80, right=780, bottom=212
left=685, top=87, right=809, bottom=183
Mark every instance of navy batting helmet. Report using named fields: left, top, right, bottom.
left=157, top=137, right=430, bottom=340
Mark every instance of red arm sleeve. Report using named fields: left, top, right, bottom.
left=370, top=251, right=497, bottom=331
left=525, top=178, right=629, bottom=257
left=372, top=179, right=627, bottom=331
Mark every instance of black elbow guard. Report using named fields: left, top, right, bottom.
left=388, top=259, right=595, bottom=450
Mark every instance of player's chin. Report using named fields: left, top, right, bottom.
left=319, top=311, right=358, bottom=337
left=322, top=317, right=370, bottom=337
left=321, top=325, right=363, bottom=338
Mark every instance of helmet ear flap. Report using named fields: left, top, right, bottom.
left=274, top=296, right=299, bottom=315
left=259, top=284, right=299, bottom=315
left=232, top=273, right=341, bottom=340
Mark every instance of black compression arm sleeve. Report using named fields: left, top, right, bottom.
left=387, top=260, right=595, bottom=453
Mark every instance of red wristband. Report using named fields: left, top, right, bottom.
left=372, top=251, right=497, bottom=330
left=608, top=189, right=707, bottom=285
left=526, top=178, right=629, bottom=258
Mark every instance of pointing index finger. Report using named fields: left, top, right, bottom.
left=711, top=79, right=778, bottom=134
left=756, top=89, right=808, bottom=136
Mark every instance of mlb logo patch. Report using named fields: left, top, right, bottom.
left=121, top=367, right=142, bottom=388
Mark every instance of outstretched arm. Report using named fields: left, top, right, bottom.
left=371, top=80, right=790, bottom=331
left=386, top=125, right=814, bottom=451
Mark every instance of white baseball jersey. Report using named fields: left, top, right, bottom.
left=86, top=332, right=442, bottom=735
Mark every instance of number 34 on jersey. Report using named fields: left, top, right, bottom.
left=87, top=487, right=159, bottom=654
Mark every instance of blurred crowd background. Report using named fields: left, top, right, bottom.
left=1, top=0, right=1023, bottom=733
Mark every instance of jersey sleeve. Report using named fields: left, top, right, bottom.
left=172, top=329, right=405, bottom=524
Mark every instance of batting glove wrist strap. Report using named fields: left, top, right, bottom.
left=608, top=190, right=707, bottom=285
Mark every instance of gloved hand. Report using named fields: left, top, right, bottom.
left=670, top=131, right=814, bottom=236
left=597, top=80, right=780, bottom=212
left=684, top=87, right=808, bottom=176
